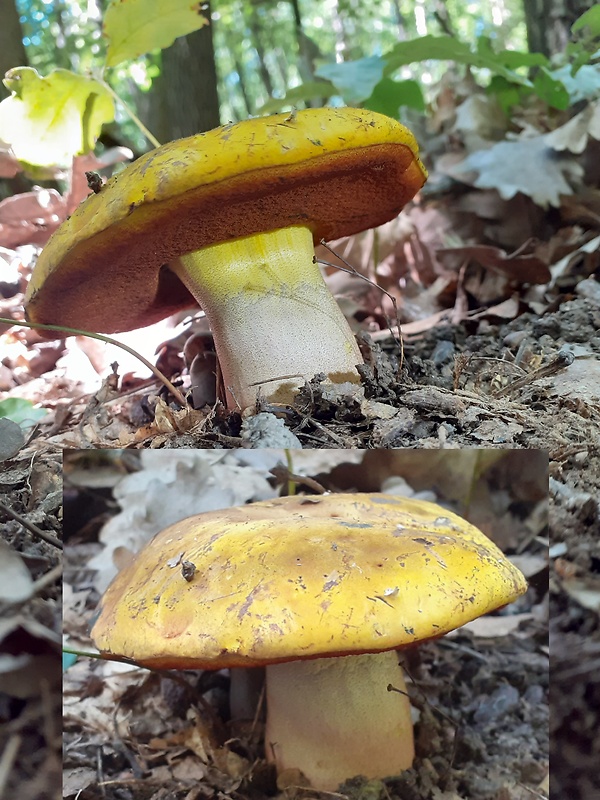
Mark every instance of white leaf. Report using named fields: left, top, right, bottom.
left=0, top=541, right=33, bottom=602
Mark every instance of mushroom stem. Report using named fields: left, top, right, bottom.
left=170, top=225, right=362, bottom=409
left=265, top=651, right=414, bottom=790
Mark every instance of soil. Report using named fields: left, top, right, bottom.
left=54, top=292, right=593, bottom=452
left=549, top=451, right=600, bottom=800
left=62, top=451, right=549, bottom=800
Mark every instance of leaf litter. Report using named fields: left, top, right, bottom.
left=0, top=430, right=62, bottom=800
left=63, top=450, right=548, bottom=800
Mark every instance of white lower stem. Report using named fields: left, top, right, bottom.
left=171, top=226, right=362, bottom=409
left=265, top=651, right=414, bottom=790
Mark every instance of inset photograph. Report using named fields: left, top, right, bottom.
left=63, top=449, right=548, bottom=800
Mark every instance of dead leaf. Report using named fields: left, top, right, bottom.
left=545, top=100, right=600, bottom=155
left=0, top=653, right=58, bottom=697
left=0, top=139, right=20, bottom=178
left=326, top=450, right=504, bottom=506
left=453, top=94, right=508, bottom=149
left=436, top=243, right=551, bottom=284
left=0, top=540, right=33, bottom=602
left=540, top=351, right=600, bottom=407
left=0, top=186, right=65, bottom=248
left=446, top=135, right=583, bottom=208
left=509, top=553, right=547, bottom=578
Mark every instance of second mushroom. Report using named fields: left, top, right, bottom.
left=91, top=492, right=527, bottom=790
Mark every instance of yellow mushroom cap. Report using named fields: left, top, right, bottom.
left=25, top=107, right=426, bottom=334
left=91, top=493, right=526, bottom=669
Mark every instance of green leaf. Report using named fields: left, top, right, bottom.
left=0, top=397, right=47, bottom=428
left=495, top=50, right=548, bottom=70
left=365, top=78, right=425, bottom=117
left=572, top=6, right=600, bottom=36
left=533, top=68, right=570, bottom=110
left=259, top=81, right=335, bottom=113
left=316, top=56, right=385, bottom=105
left=104, top=0, right=210, bottom=68
left=487, top=76, right=529, bottom=114
left=384, top=35, right=533, bottom=88
left=0, top=68, right=114, bottom=168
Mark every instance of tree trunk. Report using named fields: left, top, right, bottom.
left=247, top=7, right=275, bottom=98
left=233, top=54, right=252, bottom=117
left=0, top=0, right=28, bottom=100
left=147, top=4, right=220, bottom=144
left=523, top=0, right=588, bottom=57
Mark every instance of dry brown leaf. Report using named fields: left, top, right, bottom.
left=436, top=244, right=551, bottom=284
left=0, top=187, right=65, bottom=248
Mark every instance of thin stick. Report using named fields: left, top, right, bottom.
left=99, top=80, right=161, bottom=149
left=1, top=317, right=187, bottom=407
left=32, top=562, right=63, bottom=594
left=492, top=349, right=575, bottom=398
left=284, top=448, right=297, bottom=496
left=317, top=240, right=405, bottom=371
left=0, top=499, right=62, bottom=550
left=0, top=735, right=22, bottom=800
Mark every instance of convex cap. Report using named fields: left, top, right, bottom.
left=91, top=492, right=527, bottom=668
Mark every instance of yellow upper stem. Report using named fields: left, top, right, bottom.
left=171, top=225, right=362, bottom=409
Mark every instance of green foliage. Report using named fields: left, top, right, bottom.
left=1, top=0, right=217, bottom=166
left=260, top=30, right=576, bottom=116
left=4, top=0, right=598, bottom=175
left=260, top=80, right=335, bottom=113
left=103, top=0, right=210, bottom=68
left=0, top=397, right=47, bottom=428
left=567, top=6, right=600, bottom=74
left=532, top=69, right=570, bottom=110
left=0, top=67, right=114, bottom=167
left=572, top=6, right=600, bottom=38
left=366, top=79, right=425, bottom=117
left=316, top=56, right=385, bottom=105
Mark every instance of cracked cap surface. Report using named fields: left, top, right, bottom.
left=91, top=492, right=527, bottom=669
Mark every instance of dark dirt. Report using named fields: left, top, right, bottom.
left=62, top=450, right=548, bottom=800
left=141, top=294, right=599, bottom=452
left=549, top=449, right=600, bottom=800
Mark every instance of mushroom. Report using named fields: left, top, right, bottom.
left=25, top=108, right=427, bottom=409
left=91, top=492, right=527, bottom=790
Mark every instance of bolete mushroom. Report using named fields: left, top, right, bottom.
left=25, top=108, right=427, bottom=409
left=90, top=492, right=527, bottom=790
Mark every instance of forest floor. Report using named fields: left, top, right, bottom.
left=3, top=291, right=598, bottom=452
left=61, top=450, right=549, bottom=800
